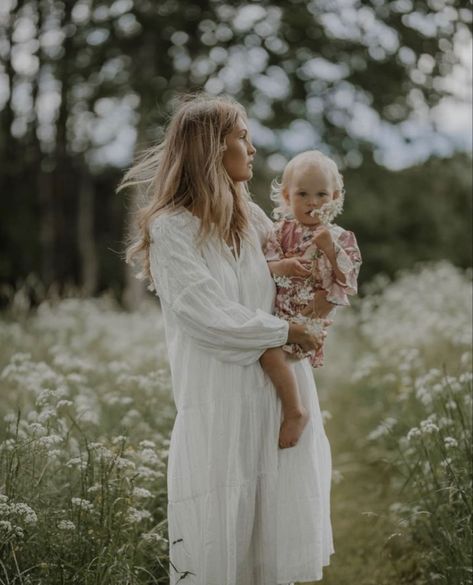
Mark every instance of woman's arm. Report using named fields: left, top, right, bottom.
left=149, top=213, right=290, bottom=366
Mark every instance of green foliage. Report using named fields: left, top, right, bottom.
left=319, top=262, right=472, bottom=585
left=0, top=1, right=471, bottom=292
left=0, top=299, right=175, bottom=584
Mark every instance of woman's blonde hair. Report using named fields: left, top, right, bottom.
left=118, top=93, right=251, bottom=287
left=270, top=150, right=345, bottom=220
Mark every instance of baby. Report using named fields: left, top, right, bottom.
left=260, top=150, right=361, bottom=449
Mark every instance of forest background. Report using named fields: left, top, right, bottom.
left=0, top=0, right=471, bottom=304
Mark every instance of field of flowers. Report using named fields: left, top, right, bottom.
left=319, top=261, right=472, bottom=585
left=0, top=297, right=175, bottom=584
left=0, top=261, right=471, bottom=585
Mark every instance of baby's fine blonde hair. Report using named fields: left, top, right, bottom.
left=270, top=150, right=345, bottom=219
left=118, top=93, right=251, bottom=288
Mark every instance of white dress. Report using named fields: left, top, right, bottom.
left=149, top=202, right=334, bottom=585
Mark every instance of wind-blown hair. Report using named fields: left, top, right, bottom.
left=270, top=150, right=345, bottom=220
left=118, top=94, right=251, bottom=288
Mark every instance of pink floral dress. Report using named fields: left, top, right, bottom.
left=264, top=218, right=362, bottom=367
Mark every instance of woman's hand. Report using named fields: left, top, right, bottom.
left=301, top=290, right=335, bottom=319
left=268, top=258, right=312, bottom=278
left=287, top=323, right=322, bottom=352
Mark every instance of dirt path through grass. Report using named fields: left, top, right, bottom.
left=301, top=380, right=403, bottom=585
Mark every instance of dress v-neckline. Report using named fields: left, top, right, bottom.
left=224, top=240, right=242, bottom=263
left=225, top=232, right=242, bottom=262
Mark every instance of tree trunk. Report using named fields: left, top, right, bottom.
left=77, top=167, right=98, bottom=296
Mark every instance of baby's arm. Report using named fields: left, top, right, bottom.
left=268, top=257, right=312, bottom=278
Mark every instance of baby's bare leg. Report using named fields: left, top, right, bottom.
left=260, top=348, right=309, bottom=449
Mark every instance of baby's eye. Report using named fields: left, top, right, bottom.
left=298, top=191, right=307, bottom=196
left=318, top=192, right=328, bottom=197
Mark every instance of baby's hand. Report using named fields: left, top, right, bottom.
left=312, top=226, right=334, bottom=253
left=268, top=258, right=312, bottom=278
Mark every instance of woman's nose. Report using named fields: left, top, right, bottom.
left=248, top=142, right=256, bottom=155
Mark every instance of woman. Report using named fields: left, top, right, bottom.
left=119, top=94, right=334, bottom=585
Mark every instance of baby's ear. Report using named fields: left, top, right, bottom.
left=282, top=187, right=290, bottom=202
left=333, top=190, right=341, bottom=200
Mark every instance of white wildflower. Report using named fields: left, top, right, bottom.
left=139, top=448, right=159, bottom=466
left=141, top=531, right=166, bottom=544
left=115, top=457, right=135, bottom=471
left=0, top=520, right=12, bottom=532
left=28, top=422, right=47, bottom=436
left=37, top=434, right=62, bottom=449
left=0, top=439, right=16, bottom=452
left=440, top=457, right=452, bottom=469
left=71, top=498, right=93, bottom=512
left=66, top=457, right=87, bottom=470
left=14, top=526, right=24, bottom=538
left=420, top=419, right=439, bottom=435
left=135, top=466, right=162, bottom=480
left=56, top=400, right=73, bottom=410
left=58, top=520, right=76, bottom=531
left=12, top=503, right=38, bottom=526
left=127, top=507, right=152, bottom=524
left=445, top=399, right=457, bottom=411
left=407, top=427, right=421, bottom=441
left=415, top=386, right=432, bottom=405
left=444, top=437, right=458, bottom=448
left=368, top=417, right=397, bottom=441
left=37, top=407, right=56, bottom=424
left=138, top=440, right=156, bottom=449
left=132, top=487, right=153, bottom=499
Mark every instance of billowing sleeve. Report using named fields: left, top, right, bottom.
left=149, top=213, right=289, bottom=366
left=326, top=229, right=362, bottom=305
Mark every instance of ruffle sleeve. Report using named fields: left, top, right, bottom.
left=149, top=212, right=289, bottom=366
left=325, top=229, right=362, bottom=305
left=262, top=221, right=284, bottom=263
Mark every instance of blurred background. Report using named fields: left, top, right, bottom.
left=0, top=0, right=471, bottom=305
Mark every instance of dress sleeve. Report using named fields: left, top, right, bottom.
left=247, top=200, right=275, bottom=247
left=326, top=229, right=362, bottom=305
left=149, top=212, right=289, bottom=366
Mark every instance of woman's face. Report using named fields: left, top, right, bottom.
left=222, top=117, right=256, bottom=182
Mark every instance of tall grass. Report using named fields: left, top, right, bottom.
left=0, top=298, right=175, bottom=584
left=0, top=262, right=471, bottom=584
left=322, top=261, right=472, bottom=585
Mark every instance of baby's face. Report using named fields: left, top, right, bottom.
left=283, top=164, right=338, bottom=226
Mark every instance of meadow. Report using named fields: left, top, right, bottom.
left=0, top=261, right=471, bottom=585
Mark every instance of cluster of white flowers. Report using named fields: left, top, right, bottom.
left=368, top=417, right=398, bottom=441
left=0, top=295, right=174, bottom=570
left=71, top=498, right=94, bottom=512
left=127, top=507, right=152, bottom=524
left=0, top=495, right=38, bottom=539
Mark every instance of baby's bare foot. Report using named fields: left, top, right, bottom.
left=279, top=408, right=309, bottom=449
